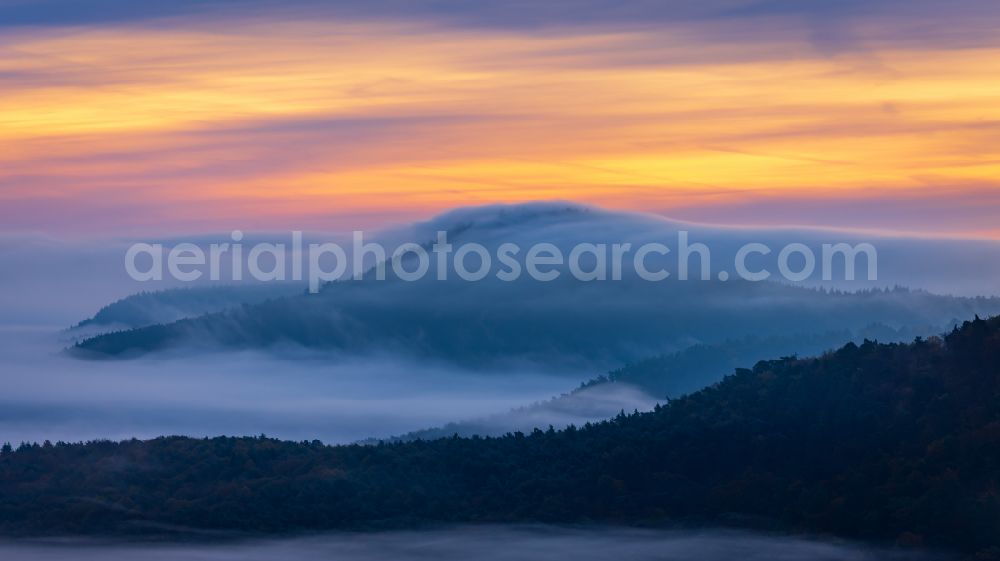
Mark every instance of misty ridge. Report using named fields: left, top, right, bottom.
left=54, top=199, right=1000, bottom=440
left=73, top=284, right=307, bottom=332
left=8, top=201, right=1000, bottom=444
left=393, top=325, right=949, bottom=440
left=71, top=203, right=1000, bottom=372
left=21, top=201, right=997, bottom=444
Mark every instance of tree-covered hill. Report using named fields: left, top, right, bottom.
left=581, top=322, right=950, bottom=398
left=7, top=317, right=1000, bottom=557
left=71, top=279, right=1000, bottom=372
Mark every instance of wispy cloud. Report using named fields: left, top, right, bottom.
left=2, top=4, right=999, bottom=237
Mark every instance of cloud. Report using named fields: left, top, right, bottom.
left=653, top=185, right=1000, bottom=240
left=2, top=8, right=1000, bottom=239
left=1, top=0, right=997, bottom=45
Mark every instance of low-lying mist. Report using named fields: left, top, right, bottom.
left=0, top=526, right=937, bottom=561
left=387, top=383, right=658, bottom=440
left=0, top=326, right=637, bottom=444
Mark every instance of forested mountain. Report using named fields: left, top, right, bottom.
left=582, top=323, right=955, bottom=397
left=8, top=316, right=1000, bottom=558
left=71, top=279, right=1000, bottom=370
left=67, top=203, right=1000, bottom=366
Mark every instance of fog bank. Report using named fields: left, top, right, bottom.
left=0, top=326, right=598, bottom=444
left=0, top=526, right=937, bottom=561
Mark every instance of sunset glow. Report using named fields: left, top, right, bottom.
left=3, top=9, right=1000, bottom=237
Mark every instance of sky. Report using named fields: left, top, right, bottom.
left=2, top=0, right=1000, bottom=238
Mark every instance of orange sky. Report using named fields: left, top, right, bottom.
left=2, top=15, right=1000, bottom=238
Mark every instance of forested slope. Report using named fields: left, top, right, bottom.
left=7, top=317, right=1000, bottom=557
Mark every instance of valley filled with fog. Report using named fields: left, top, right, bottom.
left=0, top=326, right=603, bottom=444
left=0, top=526, right=935, bottom=561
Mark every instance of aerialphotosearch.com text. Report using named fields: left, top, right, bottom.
left=125, top=230, right=879, bottom=292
